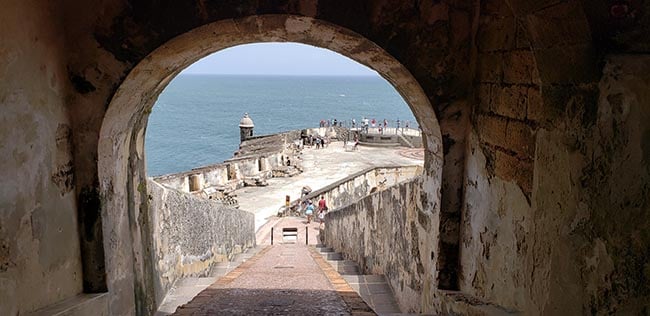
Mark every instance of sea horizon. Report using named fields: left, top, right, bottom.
left=145, top=74, right=418, bottom=176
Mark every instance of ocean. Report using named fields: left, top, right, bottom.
left=145, top=74, right=418, bottom=176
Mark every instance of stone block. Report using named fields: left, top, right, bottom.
left=477, top=16, right=516, bottom=52
left=492, top=85, right=528, bottom=120
left=503, top=50, right=540, bottom=84
left=494, top=150, right=533, bottom=194
left=505, top=120, right=536, bottom=157
left=477, top=53, right=503, bottom=83
left=476, top=114, right=507, bottom=147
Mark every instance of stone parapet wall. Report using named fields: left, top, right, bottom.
left=147, top=179, right=255, bottom=307
left=153, top=143, right=289, bottom=193
left=300, top=165, right=422, bottom=211
left=323, top=178, right=427, bottom=313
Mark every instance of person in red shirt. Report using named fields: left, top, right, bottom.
left=318, top=195, right=327, bottom=211
left=318, top=195, right=328, bottom=227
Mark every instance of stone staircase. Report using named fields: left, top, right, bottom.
left=397, top=133, right=416, bottom=148
left=315, top=245, right=403, bottom=315
left=155, top=245, right=266, bottom=315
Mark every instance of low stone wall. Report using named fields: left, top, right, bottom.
left=301, top=165, right=422, bottom=210
left=358, top=129, right=423, bottom=148
left=147, top=179, right=255, bottom=306
left=323, top=178, right=427, bottom=313
left=153, top=145, right=286, bottom=193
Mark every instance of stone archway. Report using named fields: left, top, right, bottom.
left=98, top=15, right=443, bottom=314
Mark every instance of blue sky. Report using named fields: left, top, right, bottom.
left=182, top=42, right=378, bottom=76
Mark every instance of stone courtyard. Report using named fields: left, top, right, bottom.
left=236, top=141, right=424, bottom=230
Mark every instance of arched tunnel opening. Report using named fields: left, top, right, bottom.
left=140, top=41, right=436, bottom=313
left=98, top=16, right=447, bottom=314
left=5, top=2, right=650, bottom=315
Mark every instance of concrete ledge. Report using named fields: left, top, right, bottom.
left=358, top=141, right=401, bottom=147
left=28, top=293, right=109, bottom=316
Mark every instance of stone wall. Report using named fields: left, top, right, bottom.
left=154, top=153, right=282, bottom=193
left=154, top=143, right=288, bottom=192
left=458, top=54, right=650, bottom=314
left=324, top=178, right=428, bottom=313
left=301, top=165, right=422, bottom=211
left=0, top=1, right=85, bottom=314
left=147, top=179, right=255, bottom=306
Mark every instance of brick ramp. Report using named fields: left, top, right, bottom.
left=172, top=243, right=374, bottom=315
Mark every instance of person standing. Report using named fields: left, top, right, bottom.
left=317, top=196, right=328, bottom=227
left=305, top=200, right=315, bottom=224
left=318, top=195, right=328, bottom=212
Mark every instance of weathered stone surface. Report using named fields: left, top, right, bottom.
left=460, top=56, right=650, bottom=314
left=476, top=114, right=508, bottom=147
left=0, top=1, right=84, bottom=314
left=534, top=44, right=599, bottom=84
left=477, top=16, right=516, bottom=52
left=526, top=1, right=592, bottom=49
left=477, top=52, right=504, bottom=83
left=324, top=178, right=430, bottom=313
left=503, top=50, right=540, bottom=85
left=147, top=179, right=255, bottom=307
left=492, top=85, right=528, bottom=120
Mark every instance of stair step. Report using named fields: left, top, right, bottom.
left=317, top=244, right=402, bottom=314
left=343, top=275, right=386, bottom=284
left=322, top=252, right=343, bottom=260
left=326, top=260, right=357, bottom=267
left=335, top=265, right=359, bottom=275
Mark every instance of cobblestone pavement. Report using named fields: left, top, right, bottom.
left=173, top=219, right=373, bottom=315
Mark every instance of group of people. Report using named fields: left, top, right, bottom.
left=301, top=133, right=330, bottom=149
left=317, top=118, right=414, bottom=133
left=304, top=195, right=328, bottom=227
left=319, top=119, right=344, bottom=128
left=360, top=117, right=411, bottom=134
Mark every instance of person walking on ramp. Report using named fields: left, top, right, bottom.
left=318, top=195, right=328, bottom=228
left=305, top=200, right=315, bottom=224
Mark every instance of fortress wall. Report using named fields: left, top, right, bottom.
left=324, top=178, right=426, bottom=313
left=146, top=179, right=255, bottom=307
left=303, top=165, right=422, bottom=210
left=153, top=152, right=283, bottom=192
left=154, top=135, right=290, bottom=193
